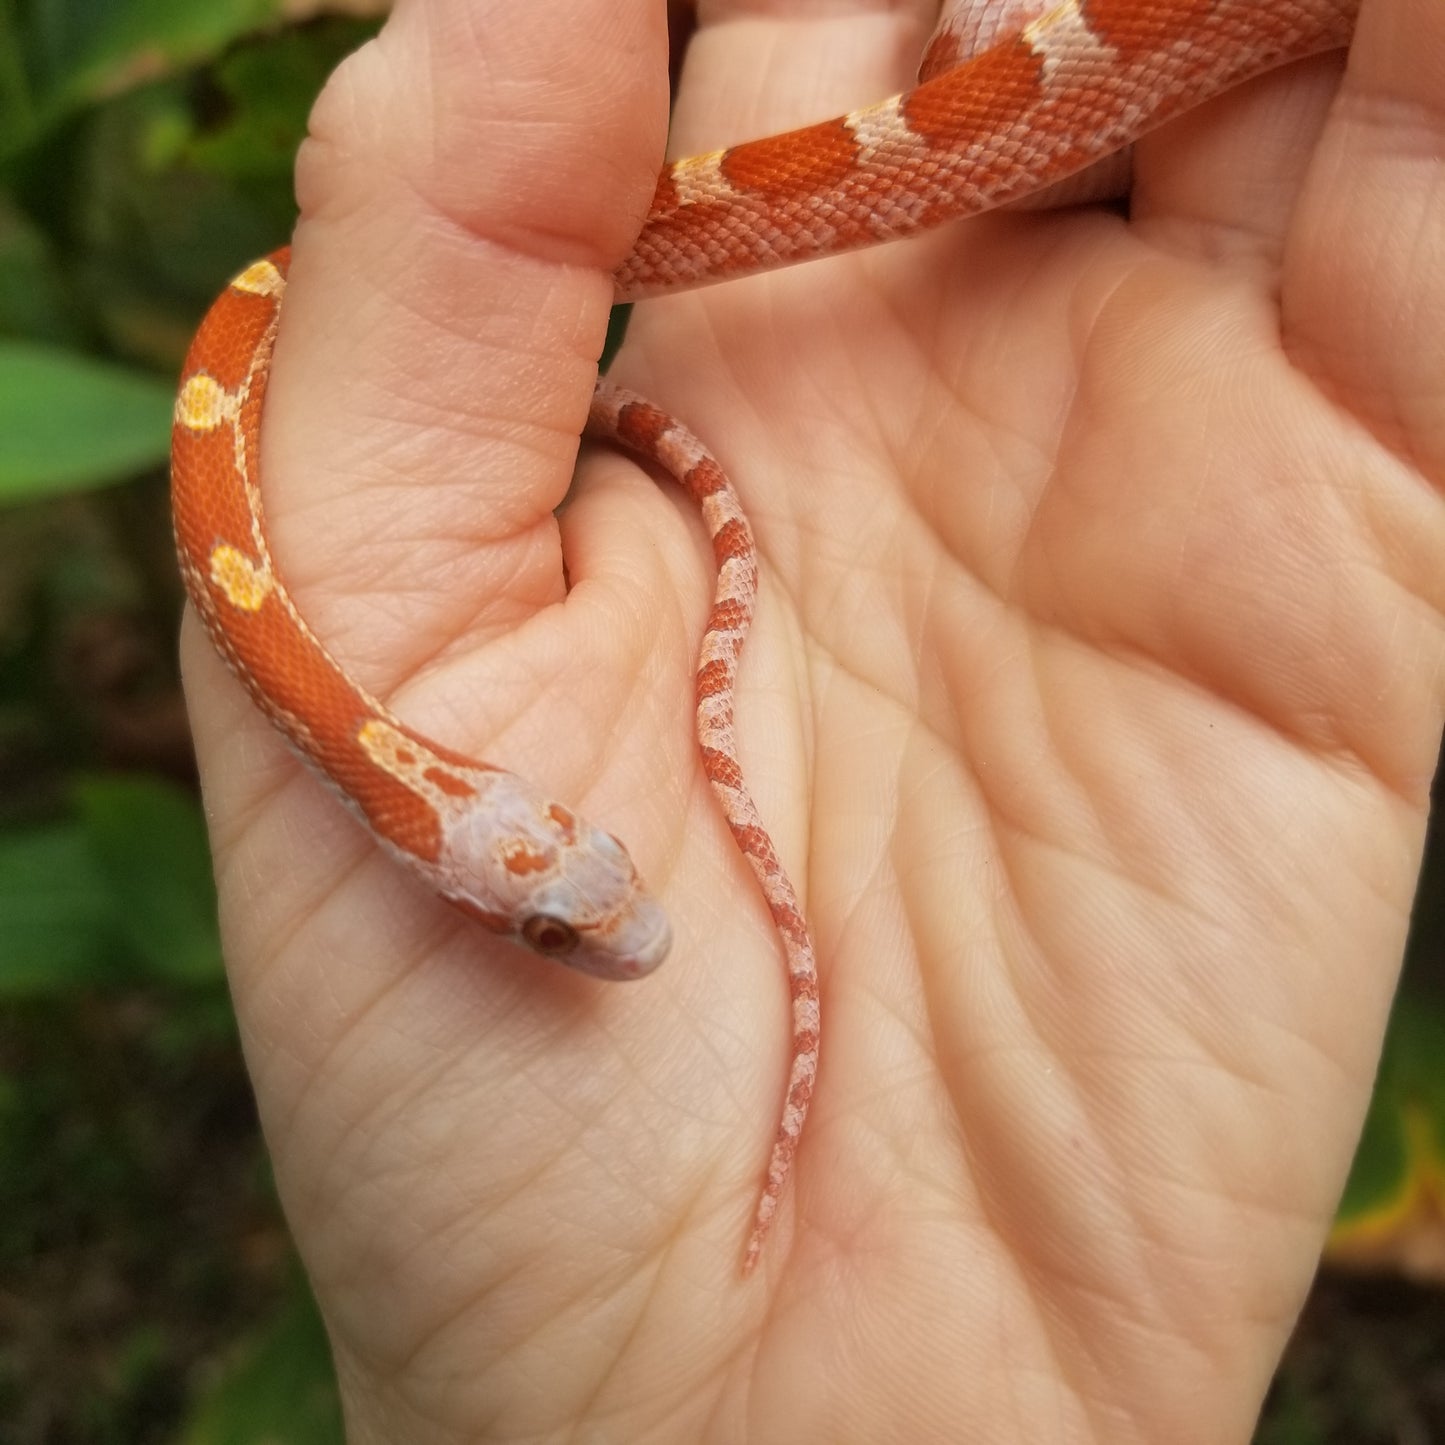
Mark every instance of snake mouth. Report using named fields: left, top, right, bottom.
left=579, top=899, right=672, bottom=981
left=627, top=909, right=673, bottom=975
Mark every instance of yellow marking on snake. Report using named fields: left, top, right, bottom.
left=209, top=544, right=274, bottom=612
left=175, top=373, right=236, bottom=432
left=230, top=258, right=285, bottom=297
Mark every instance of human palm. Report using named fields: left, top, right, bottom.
left=180, top=0, right=1443, bottom=1441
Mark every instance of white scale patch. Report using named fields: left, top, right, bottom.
left=1023, top=0, right=1117, bottom=84
left=668, top=150, right=730, bottom=208
left=844, top=95, right=911, bottom=166
left=844, top=96, right=972, bottom=230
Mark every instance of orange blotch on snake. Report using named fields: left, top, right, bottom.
left=711, top=518, right=751, bottom=566
left=719, top=117, right=860, bottom=197
left=500, top=839, right=553, bottom=877
left=700, top=746, right=744, bottom=791
left=683, top=458, right=727, bottom=500
left=423, top=766, right=475, bottom=799
left=614, top=399, right=670, bottom=453
left=209, top=544, right=274, bottom=612
left=1088, top=0, right=1217, bottom=44
left=710, top=597, right=750, bottom=634
left=902, top=29, right=1046, bottom=153
left=734, top=824, right=776, bottom=865
left=696, top=658, right=731, bottom=701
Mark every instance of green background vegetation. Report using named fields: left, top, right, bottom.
left=0, top=2, right=1440, bottom=1439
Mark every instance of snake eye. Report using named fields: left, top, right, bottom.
left=521, top=915, right=580, bottom=956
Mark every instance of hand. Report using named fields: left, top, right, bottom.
left=180, top=0, right=1444, bottom=1439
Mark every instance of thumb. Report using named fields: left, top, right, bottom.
left=250, top=0, right=670, bottom=736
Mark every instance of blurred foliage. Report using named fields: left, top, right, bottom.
left=0, top=345, right=174, bottom=502
left=1328, top=814, right=1445, bottom=1283
left=0, top=0, right=1439, bottom=1440
left=0, top=775, right=225, bottom=991
left=0, top=1, right=382, bottom=1439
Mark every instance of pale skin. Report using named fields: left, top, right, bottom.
left=179, top=0, right=1444, bottom=1440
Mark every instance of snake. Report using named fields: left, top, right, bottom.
left=170, top=0, right=1360, bottom=1273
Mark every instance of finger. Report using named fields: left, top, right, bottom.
left=672, top=0, right=939, bottom=151
left=1288, top=0, right=1445, bottom=472
left=252, top=0, right=669, bottom=703
left=1129, top=48, right=1346, bottom=261
left=1283, top=0, right=1445, bottom=789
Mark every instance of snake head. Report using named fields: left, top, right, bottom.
left=502, top=819, right=673, bottom=981
left=428, top=772, right=672, bottom=981
left=437, top=838, right=673, bottom=980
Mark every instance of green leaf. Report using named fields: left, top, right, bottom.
left=0, top=778, right=221, bottom=994
left=1330, top=996, right=1445, bottom=1249
left=47, top=18, right=383, bottom=363
left=179, top=1280, right=344, bottom=1445
left=67, top=0, right=281, bottom=97
left=188, top=23, right=379, bottom=188
left=5, top=0, right=284, bottom=156
left=0, top=0, right=37, bottom=146
left=73, top=775, right=222, bottom=985
left=0, top=342, right=174, bottom=501
left=0, top=820, right=122, bottom=993
left=1333, top=1063, right=1414, bottom=1226
left=0, top=199, right=81, bottom=345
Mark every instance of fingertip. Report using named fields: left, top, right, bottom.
left=299, top=0, right=669, bottom=272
